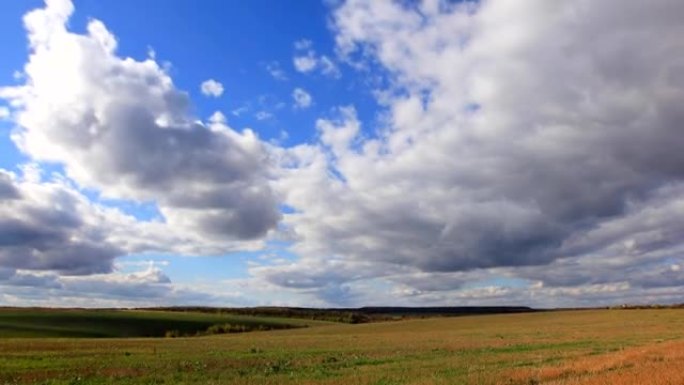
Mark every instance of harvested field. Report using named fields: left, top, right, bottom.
left=0, top=309, right=682, bottom=384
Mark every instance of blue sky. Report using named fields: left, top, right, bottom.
left=1, top=0, right=684, bottom=308
left=58, top=0, right=380, bottom=145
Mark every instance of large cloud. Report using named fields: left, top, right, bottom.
left=0, top=166, right=246, bottom=276
left=0, top=168, right=124, bottom=275
left=262, top=0, right=684, bottom=303
left=1, top=0, right=280, bottom=244
left=3, top=0, right=684, bottom=307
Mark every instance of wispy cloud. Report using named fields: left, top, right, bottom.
left=255, top=111, right=273, bottom=121
left=265, top=61, right=288, bottom=81
left=292, top=87, right=312, bottom=109
left=292, top=39, right=340, bottom=78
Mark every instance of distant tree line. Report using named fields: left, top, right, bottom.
left=143, top=306, right=538, bottom=324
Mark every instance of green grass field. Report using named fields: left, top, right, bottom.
left=0, top=308, right=313, bottom=338
left=1, top=308, right=683, bottom=384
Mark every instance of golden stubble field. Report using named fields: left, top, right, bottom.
left=1, top=309, right=683, bottom=384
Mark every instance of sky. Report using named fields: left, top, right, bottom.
left=1, top=0, right=684, bottom=308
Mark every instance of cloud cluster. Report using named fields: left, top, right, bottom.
left=0, top=164, right=269, bottom=279
left=1, top=0, right=280, bottom=246
left=3, top=0, right=684, bottom=307
left=261, top=0, right=684, bottom=304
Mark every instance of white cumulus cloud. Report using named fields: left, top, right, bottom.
left=293, top=53, right=318, bottom=73
left=200, top=78, right=224, bottom=97
left=0, top=0, right=280, bottom=249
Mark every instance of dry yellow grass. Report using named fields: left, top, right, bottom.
left=503, top=339, right=684, bottom=385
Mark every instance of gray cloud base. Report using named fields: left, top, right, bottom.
left=0, top=172, right=123, bottom=275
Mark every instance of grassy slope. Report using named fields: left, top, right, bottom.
left=0, top=308, right=319, bottom=338
left=1, top=309, right=684, bottom=384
